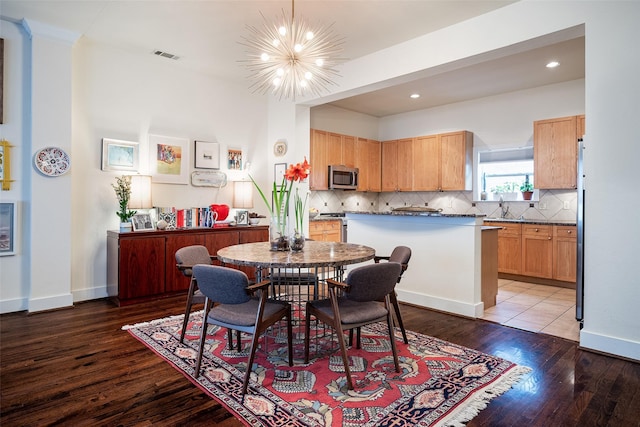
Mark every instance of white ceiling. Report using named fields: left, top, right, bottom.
left=1, top=0, right=584, bottom=117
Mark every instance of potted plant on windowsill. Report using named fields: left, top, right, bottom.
left=520, top=181, right=534, bottom=201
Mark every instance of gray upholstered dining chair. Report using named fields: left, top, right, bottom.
left=193, top=264, right=293, bottom=396
left=175, top=245, right=215, bottom=344
left=373, top=246, right=412, bottom=344
left=303, top=262, right=402, bottom=390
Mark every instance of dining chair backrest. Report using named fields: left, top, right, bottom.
left=345, top=262, right=402, bottom=302
left=193, top=264, right=251, bottom=305
left=388, top=246, right=411, bottom=278
left=175, top=245, right=212, bottom=276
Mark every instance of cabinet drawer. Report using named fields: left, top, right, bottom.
left=554, top=225, right=576, bottom=238
left=491, top=222, right=521, bottom=236
left=522, top=224, right=552, bottom=237
left=309, top=221, right=324, bottom=232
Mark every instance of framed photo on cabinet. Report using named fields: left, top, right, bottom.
left=149, top=134, right=190, bottom=184
left=101, top=138, right=139, bottom=172
left=194, top=140, right=220, bottom=169
left=132, top=213, right=154, bottom=231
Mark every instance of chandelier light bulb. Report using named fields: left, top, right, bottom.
left=241, top=3, right=345, bottom=100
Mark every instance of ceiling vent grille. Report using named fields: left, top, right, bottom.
left=153, top=50, right=179, bottom=60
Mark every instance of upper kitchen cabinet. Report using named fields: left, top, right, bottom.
left=310, top=129, right=357, bottom=190
left=534, top=115, right=583, bottom=189
left=310, top=129, right=329, bottom=190
left=381, top=138, right=413, bottom=191
left=356, top=137, right=381, bottom=192
left=412, top=131, right=473, bottom=191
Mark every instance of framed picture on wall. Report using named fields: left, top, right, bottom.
left=149, top=134, right=190, bottom=184
left=228, top=149, right=242, bottom=170
left=274, top=162, right=286, bottom=186
left=0, top=201, right=18, bottom=256
left=194, top=140, right=220, bottom=169
left=101, top=138, right=139, bottom=172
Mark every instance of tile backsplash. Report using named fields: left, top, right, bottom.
left=309, top=190, right=577, bottom=222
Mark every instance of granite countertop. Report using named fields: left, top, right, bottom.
left=345, top=210, right=484, bottom=218
left=483, top=218, right=576, bottom=226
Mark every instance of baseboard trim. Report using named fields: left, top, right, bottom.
left=0, top=297, right=28, bottom=314
left=580, top=329, right=640, bottom=362
left=396, top=289, right=484, bottom=318
left=28, top=293, right=73, bottom=313
left=72, top=286, right=109, bottom=303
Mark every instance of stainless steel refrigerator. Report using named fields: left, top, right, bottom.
left=576, top=138, right=585, bottom=322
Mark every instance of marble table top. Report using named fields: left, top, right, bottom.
left=217, top=241, right=375, bottom=268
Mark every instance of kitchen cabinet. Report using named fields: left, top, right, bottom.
left=553, top=225, right=577, bottom=282
left=481, top=227, right=499, bottom=308
left=493, top=222, right=522, bottom=274
left=310, top=129, right=329, bottom=190
left=381, top=138, right=413, bottom=191
left=577, top=115, right=585, bottom=138
left=383, top=130, right=472, bottom=192
left=521, top=224, right=553, bottom=279
left=309, top=220, right=342, bottom=242
left=107, top=226, right=268, bottom=305
left=310, top=129, right=359, bottom=190
left=356, top=137, right=381, bottom=192
left=534, top=115, right=579, bottom=189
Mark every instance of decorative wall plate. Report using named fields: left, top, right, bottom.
left=34, top=147, right=71, bottom=177
left=273, top=140, right=287, bottom=157
left=191, top=170, right=227, bottom=187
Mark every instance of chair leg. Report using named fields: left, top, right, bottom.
left=180, top=278, right=197, bottom=343
left=386, top=298, right=401, bottom=373
left=227, top=329, right=233, bottom=350
left=236, top=330, right=242, bottom=351
left=335, top=320, right=354, bottom=390
left=194, top=312, right=209, bottom=377
left=390, top=292, right=408, bottom=344
left=242, top=329, right=262, bottom=396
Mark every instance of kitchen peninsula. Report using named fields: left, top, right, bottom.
left=346, top=211, right=494, bottom=318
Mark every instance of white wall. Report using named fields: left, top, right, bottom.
left=0, top=24, right=269, bottom=310
left=310, top=104, right=379, bottom=140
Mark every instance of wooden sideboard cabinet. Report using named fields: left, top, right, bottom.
left=107, top=226, right=268, bottom=305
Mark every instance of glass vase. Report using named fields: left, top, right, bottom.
left=290, top=230, right=305, bottom=252
left=269, top=217, right=290, bottom=251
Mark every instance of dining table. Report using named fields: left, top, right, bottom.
left=217, top=240, right=376, bottom=352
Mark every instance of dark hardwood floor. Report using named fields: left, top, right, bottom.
left=1, top=295, right=638, bottom=426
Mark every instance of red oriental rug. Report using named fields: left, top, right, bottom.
left=124, top=311, right=530, bottom=426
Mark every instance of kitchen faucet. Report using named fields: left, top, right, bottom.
left=499, top=195, right=510, bottom=218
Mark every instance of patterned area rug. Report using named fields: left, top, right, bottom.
left=124, top=311, right=531, bottom=426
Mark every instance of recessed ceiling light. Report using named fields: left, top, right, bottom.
left=410, top=93, right=420, bottom=99
left=546, top=61, right=560, bottom=68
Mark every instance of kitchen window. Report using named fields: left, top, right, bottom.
left=474, top=146, right=538, bottom=202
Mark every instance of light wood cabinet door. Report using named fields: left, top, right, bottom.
left=396, top=138, right=413, bottom=191
left=521, top=224, right=553, bottom=278
left=381, top=140, right=399, bottom=191
left=356, top=138, right=381, bottom=192
left=413, top=135, right=439, bottom=191
left=310, top=129, right=329, bottom=190
left=576, top=115, right=585, bottom=138
left=553, top=225, right=577, bottom=282
left=327, top=132, right=343, bottom=166
left=309, top=220, right=342, bottom=242
left=493, top=222, right=522, bottom=274
left=534, top=116, right=578, bottom=189
left=342, top=135, right=357, bottom=168
left=440, top=131, right=473, bottom=191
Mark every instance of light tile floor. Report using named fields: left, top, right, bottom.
left=481, top=278, right=580, bottom=341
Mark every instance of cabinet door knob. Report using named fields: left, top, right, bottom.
left=535, top=228, right=539, bottom=232
left=567, top=230, right=572, bottom=234
left=548, top=237, right=552, bottom=240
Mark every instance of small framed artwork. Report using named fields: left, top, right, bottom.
left=132, top=213, right=154, bottom=231
left=274, top=162, right=287, bottom=186
left=101, top=138, right=139, bottom=172
left=228, top=149, right=242, bottom=170
left=194, top=140, right=220, bottom=169
left=149, top=134, right=190, bottom=185
left=235, top=209, right=249, bottom=225
left=0, top=201, right=17, bottom=256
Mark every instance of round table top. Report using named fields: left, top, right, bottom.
left=217, top=241, right=375, bottom=268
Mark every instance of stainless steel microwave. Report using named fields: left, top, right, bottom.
left=328, top=165, right=359, bottom=190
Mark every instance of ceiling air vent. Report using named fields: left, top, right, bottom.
left=152, top=50, right=179, bottom=60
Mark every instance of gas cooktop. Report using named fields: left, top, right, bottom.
left=319, top=212, right=346, bottom=217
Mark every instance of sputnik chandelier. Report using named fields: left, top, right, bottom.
left=240, top=0, right=345, bottom=100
